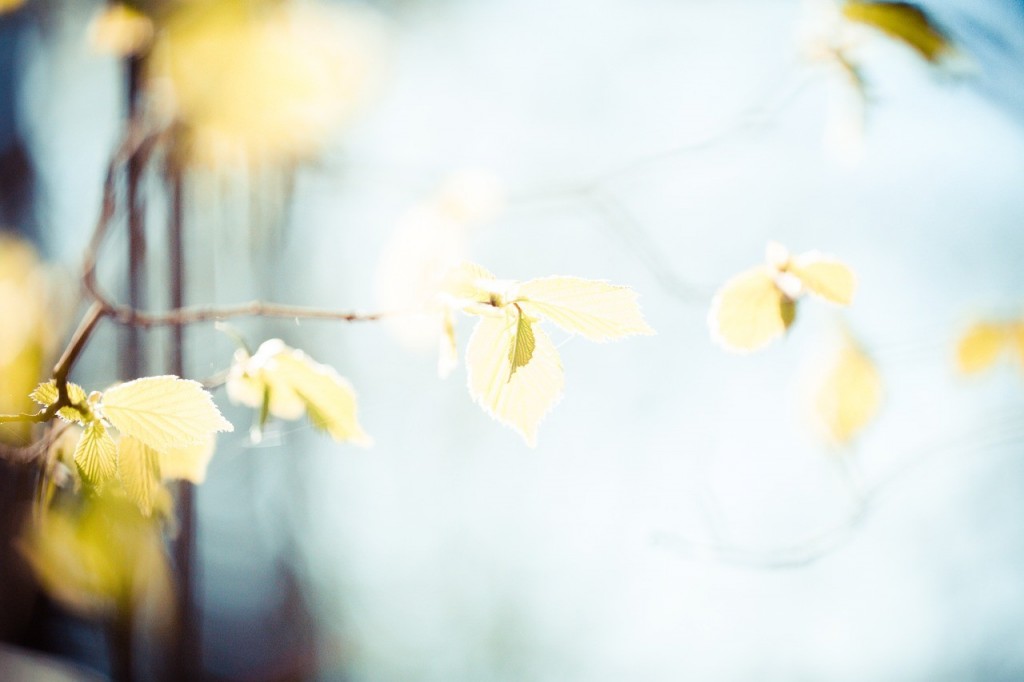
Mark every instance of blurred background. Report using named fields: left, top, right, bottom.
left=2, top=0, right=1024, bottom=679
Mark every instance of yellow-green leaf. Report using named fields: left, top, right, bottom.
left=843, top=1, right=954, bottom=63
left=159, top=435, right=216, bottom=484
left=20, top=494, right=172, bottom=618
left=508, top=308, right=536, bottom=379
left=74, top=420, right=117, bottom=483
left=101, top=375, right=233, bottom=452
left=117, top=435, right=162, bottom=516
left=30, top=380, right=91, bottom=423
left=517, top=276, right=654, bottom=341
left=466, top=311, right=564, bottom=446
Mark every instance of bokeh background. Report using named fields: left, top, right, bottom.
left=3, top=0, right=1024, bottom=679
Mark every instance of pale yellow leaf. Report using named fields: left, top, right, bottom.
left=843, top=1, right=954, bottom=63
left=272, top=351, right=373, bottom=446
left=516, top=276, right=654, bottom=341
left=466, top=311, right=564, bottom=446
left=440, top=261, right=497, bottom=304
left=74, top=420, right=117, bottom=483
left=159, top=435, right=216, bottom=484
left=789, top=252, right=857, bottom=305
left=117, top=435, right=162, bottom=516
left=708, top=267, right=794, bottom=353
left=101, top=376, right=233, bottom=452
left=956, top=322, right=1008, bottom=374
left=30, top=380, right=91, bottom=423
left=812, top=339, right=883, bottom=444
left=227, top=343, right=306, bottom=420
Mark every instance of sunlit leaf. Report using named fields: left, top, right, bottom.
left=709, top=267, right=793, bottom=352
left=466, top=311, right=564, bottom=446
left=227, top=340, right=371, bottom=446
left=30, top=380, right=91, bottom=423
left=843, top=1, right=954, bottom=63
left=274, top=351, right=372, bottom=446
left=440, top=261, right=498, bottom=305
left=516, top=276, right=654, bottom=341
left=74, top=420, right=117, bottom=484
left=811, top=336, right=883, bottom=444
left=88, top=4, right=154, bottom=57
left=956, top=321, right=1009, bottom=374
left=508, top=308, right=536, bottom=378
left=21, top=494, right=172, bottom=618
left=117, top=436, right=162, bottom=516
left=789, top=252, right=857, bottom=305
left=101, top=376, right=233, bottom=452
left=158, top=435, right=216, bottom=484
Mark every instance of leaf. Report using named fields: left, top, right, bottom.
left=159, top=435, right=217, bottom=484
left=956, top=322, right=1007, bottom=374
left=20, top=494, right=172, bottom=618
left=440, top=261, right=497, bottom=303
left=88, top=3, right=154, bottom=57
left=789, top=253, right=857, bottom=305
left=30, top=380, right=91, bottom=423
left=273, top=351, right=373, bottom=446
left=101, top=376, right=233, bottom=452
left=812, top=338, right=883, bottom=444
left=508, top=308, right=536, bottom=379
left=466, top=311, right=564, bottom=446
left=842, top=1, right=954, bottom=63
left=117, top=435, right=162, bottom=516
left=74, top=420, right=117, bottom=483
left=708, top=267, right=792, bottom=353
left=517, top=276, right=654, bottom=341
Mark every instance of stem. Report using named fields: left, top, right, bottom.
left=108, top=603, right=135, bottom=682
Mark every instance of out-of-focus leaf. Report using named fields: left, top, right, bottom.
left=789, top=253, right=857, bottom=305
left=812, top=337, right=883, bottom=444
left=101, top=376, right=233, bottom=452
left=227, top=340, right=371, bottom=446
left=956, top=321, right=1007, bottom=374
left=843, top=1, right=954, bottom=63
left=709, top=267, right=792, bottom=353
left=21, top=495, right=172, bottom=619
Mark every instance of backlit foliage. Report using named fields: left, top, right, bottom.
left=31, top=376, right=233, bottom=515
left=956, top=320, right=1024, bottom=374
left=147, top=0, right=385, bottom=165
left=709, top=242, right=856, bottom=352
left=227, top=339, right=372, bottom=446
left=0, top=236, right=64, bottom=443
left=439, top=262, right=654, bottom=445
left=807, top=333, right=883, bottom=445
